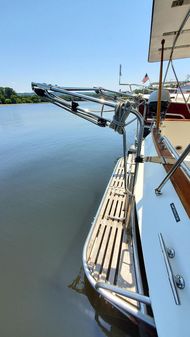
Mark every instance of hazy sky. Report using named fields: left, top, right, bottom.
left=1, top=0, right=189, bottom=92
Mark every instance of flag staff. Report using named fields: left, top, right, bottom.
left=119, top=64, right=122, bottom=85
left=156, top=39, right=165, bottom=130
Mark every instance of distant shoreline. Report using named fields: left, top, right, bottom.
left=0, top=102, right=48, bottom=107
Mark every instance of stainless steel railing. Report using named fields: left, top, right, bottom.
left=162, top=136, right=190, bottom=178
left=32, top=82, right=144, bottom=194
left=155, top=143, right=190, bottom=195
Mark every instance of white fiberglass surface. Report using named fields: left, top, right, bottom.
left=135, top=134, right=190, bottom=337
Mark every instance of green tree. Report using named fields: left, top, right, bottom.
left=0, top=94, right=5, bottom=104
left=5, top=98, right=12, bottom=104
left=0, top=86, right=46, bottom=104
left=10, top=95, right=17, bottom=104
left=4, top=87, right=16, bottom=99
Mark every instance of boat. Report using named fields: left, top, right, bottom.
left=31, top=1, right=190, bottom=335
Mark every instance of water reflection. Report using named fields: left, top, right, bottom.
left=68, top=267, right=85, bottom=295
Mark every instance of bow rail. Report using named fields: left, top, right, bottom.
left=32, top=82, right=144, bottom=193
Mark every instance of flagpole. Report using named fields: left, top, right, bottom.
left=119, top=64, right=122, bottom=85
left=156, top=39, right=165, bottom=130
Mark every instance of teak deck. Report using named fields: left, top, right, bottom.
left=86, top=157, right=138, bottom=308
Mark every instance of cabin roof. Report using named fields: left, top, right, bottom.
left=148, top=0, right=190, bottom=62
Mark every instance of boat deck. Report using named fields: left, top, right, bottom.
left=136, top=131, right=190, bottom=337
left=86, top=157, right=138, bottom=308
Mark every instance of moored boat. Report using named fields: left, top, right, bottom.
left=32, top=1, right=190, bottom=335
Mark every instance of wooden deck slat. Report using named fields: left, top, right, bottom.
left=93, top=225, right=112, bottom=280
left=99, top=225, right=118, bottom=282
left=117, top=230, right=138, bottom=307
left=107, top=193, right=124, bottom=219
left=88, top=221, right=106, bottom=267
left=98, top=187, right=125, bottom=281
left=87, top=223, right=101, bottom=259
left=108, top=226, right=123, bottom=284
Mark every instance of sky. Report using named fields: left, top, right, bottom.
left=1, top=0, right=190, bottom=92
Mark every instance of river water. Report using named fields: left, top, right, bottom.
left=0, top=103, right=154, bottom=337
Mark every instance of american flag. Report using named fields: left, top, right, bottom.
left=142, top=73, right=149, bottom=83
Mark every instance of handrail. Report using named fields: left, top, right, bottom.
left=32, top=82, right=144, bottom=194
left=155, top=143, right=190, bottom=195
left=95, top=282, right=151, bottom=305
left=130, top=197, right=147, bottom=315
left=165, top=113, right=185, bottom=120
left=32, top=83, right=117, bottom=108
left=95, top=284, right=155, bottom=327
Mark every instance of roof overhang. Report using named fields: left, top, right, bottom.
left=148, top=0, right=190, bottom=62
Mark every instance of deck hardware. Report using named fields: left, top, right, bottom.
left=159, top=233, right=180, bottom=305
left=167, top=248, right=175, bottom=258
left=71, top=101, right=79, bottom=111
left=33, top=87, right=46, bottom=97
left=158, top=136, right=164, bottom=144
left=175, top=275, right=185, bottom=289
left=161, top=143, right=167, bottom=150
left=135, top=156, right=144, bottom=163
left=97, top=118, right=107, bottom=127
left=128, top=146, right=137, bottom=154
left=170, top=203, right=181, bottom=222
left=155, top=188, right=162, bottom=196
left=155, top=143, right=190, bottom=195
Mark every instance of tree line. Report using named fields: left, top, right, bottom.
left=0, top=87, right=46, bottom=104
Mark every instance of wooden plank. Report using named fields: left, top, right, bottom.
left=107, top=193, right=123, bottom=220
left=92, top=225, right=112, bottom=280
left=97, top=158, right=125, bottom=220
left=110, top=159, right=125, bottom=189
left=108, top=226, right=123, bottom=284
left=99, top=191, right=125, bottom=282
left=99, top=225, right=117, bottom=282
left=106, top=182, right=126, bottom=284
left=87, top=223, right=101, bottom=260
left=117, top=230, right=138, bottom=307
left=88, top=221, right=106, bottom=267
left=98, top=193, right=112, bottom=220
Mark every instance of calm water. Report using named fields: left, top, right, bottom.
left=0, top=103, right=154, bottom=337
